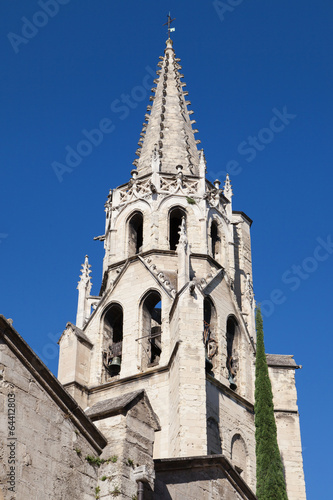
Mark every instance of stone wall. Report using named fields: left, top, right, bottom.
left=86, top=390, right=159, bottom=499
left=206, top=379, right=256, bottom=491
left=153, top=456, right=257, bottom=500
left=267, top=355, right=306, bottom=500
left=0, top=342, right=100, bottom=499
left=0, top=316, right=107, bottom=500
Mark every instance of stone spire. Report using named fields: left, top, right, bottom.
left=133, top=38, right=201, bottom=176
left=76, top=255, right=92, bottom=329
left=223, top=174, right=233, bottom=201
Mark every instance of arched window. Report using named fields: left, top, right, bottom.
left=207, top=417, right=222, bottom=455
left=231, top=434, right=247, bottom=478
left=226, top=316, right=239, bottom=389
left=204, top=298, right=218, bottom=372
left=104, top=304, right=123, bottom=376
left=128, top=212, right=143, bottom=256
left=142, top=291, right=162, bottom=368
left=169, top=207, right=186, bottom=250
left=211, top=220, right=220, bottom=259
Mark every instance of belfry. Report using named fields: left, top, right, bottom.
left=56, top=34, right=306, bottom=499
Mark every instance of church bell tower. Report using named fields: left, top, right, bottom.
left=58, top=35, right=306, bottom=499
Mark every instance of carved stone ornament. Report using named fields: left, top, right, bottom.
left=207, top=338, right=217, bottom=359
left=245, top=273, right=254, bottom=306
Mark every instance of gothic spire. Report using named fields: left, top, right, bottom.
left=76, top=255, right=92, bottom=329
left=133, top=38, right=201, bottom=177
left=78, top=255, right=92, bottom=287
left=223, top=173, right=233, bottom=200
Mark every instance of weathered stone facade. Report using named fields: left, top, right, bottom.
left=57, top=36, right=306, bottom=498
left=154, top=456, right=257, bottom=500
left=267, top=355, right=306, bottom=499
left=1, top=35, right=306, bottom=499
left=0, top=315, right=106, bottom=500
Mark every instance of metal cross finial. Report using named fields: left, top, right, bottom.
left=163, top=12, right=176, bottom=39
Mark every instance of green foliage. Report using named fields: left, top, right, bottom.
left=132, top=495, right=138, bottom=500
left=126, top=458, right=134, bottom=468
left=74, top=448, right=82, bottom=456
left=85, top=455, right=104, bottom=467
left=111, top=485, right=120, bottom=497
left=95, top=485, right=100, bottom=499
left=85, top=454, right=118, bottom=467
left=101, top=475, right=107, bottom=481
left=186, top=196, right=196, bottom=204
left=254, top=307, right=288, bottom=500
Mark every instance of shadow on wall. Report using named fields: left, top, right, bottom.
left=206, top=377, right=222, bottom=455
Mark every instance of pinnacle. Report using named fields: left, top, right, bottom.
left=223, top=174, right=233, bottom=200
left=78, top=255, right=92, bottom=285
left=133, top=39, right=201, bottom=176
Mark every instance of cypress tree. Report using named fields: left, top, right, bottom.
left=254, top=306, right=288, bottom=500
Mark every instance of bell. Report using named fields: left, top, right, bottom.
left=107, top=356, right=121, bottom=376
left=228, top=374, right=237, bottom=391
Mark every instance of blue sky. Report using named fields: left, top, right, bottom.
left=1, top=1, right=332, bottom=497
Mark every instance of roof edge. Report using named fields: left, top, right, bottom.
left=154, top=454, right=257, bottom=500
left=232, top=210, right=253, bottom=226
left=0, top=315, right=107, bottom=453
left=85, top=389, right=161, bottom=431
left=266, top=353, right=301, bottom=369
